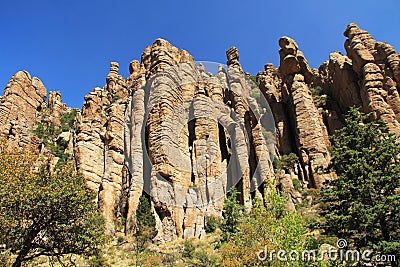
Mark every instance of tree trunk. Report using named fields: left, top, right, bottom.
left=12, top=252, right=25, bottom=267
left=12, top=227, right=39, bottom=267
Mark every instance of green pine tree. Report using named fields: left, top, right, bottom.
left=221, top=188, right=245, bottom=241
left=134, top=195, right=157, bottom=266
left=320, top=107, right=400, bottom=266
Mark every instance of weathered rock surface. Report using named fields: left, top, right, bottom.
left=258, top=36, right=333, bottom=189
left=2, top=23, right=400, bottom=244
left=0, top=71, right=71, bottom=153
left=75, top=62, right=131, bottom=234
left=128, top=40, right=275, bottom=242
left=314, top=23, right=400, bottom=137
left=0, top=71, right=46, bottom=148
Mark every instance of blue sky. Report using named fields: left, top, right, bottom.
left=1, top=0, right=399, bottom=108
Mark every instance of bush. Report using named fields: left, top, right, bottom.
left=183, top=240, right=195, bottom=258
left=320, top=108, right=400, bottom=264
left=274, top=153, right=298, bottom=171
left=204, top=215, right=222, bottom=233
left=219, top=181, right=313, bottom=267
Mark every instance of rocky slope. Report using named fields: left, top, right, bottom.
left=1, top=23, right=399, bottom=243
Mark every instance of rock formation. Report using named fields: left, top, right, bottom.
left=74, top=39, right=275, bottom=240
left=2, top=23, right=400, bottom=243
left=0, top=71, right=47, bottom=149
left=0, top=71, right=70, bottom=153
left=124, top=40, right=275, bottom=241
left=75, top=61, right=130, bottom=234
left=314, top=23, right=400, bottom=137
left=257, top=37, right=333, bottom=189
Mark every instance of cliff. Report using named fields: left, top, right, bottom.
left=1, top=23, right=399, bottom=243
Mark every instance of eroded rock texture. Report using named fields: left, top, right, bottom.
left=73, top=39, right=275, bottom=240
left=257, top=37, right=333, bottom=189
left=0, top=71, right=47, bottom=149
left=75, top=62, right=131, bottom=234
left=2, top=23, right=400, bottom=244
left=126, top=40, right=274, bottom=242
left=315, top=23, right=400, bottom=136
left=0, top=71, right=70, bottom=153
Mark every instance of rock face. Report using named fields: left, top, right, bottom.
left=0, top=71, right=70, bottom=152
left=257, top=37, right=333, bottom=189
left=315, top=23, right=400, bottom=136
left=2, top=23, right=400, bottom=243
left=74, top=39, right=275, bottom=240
left=75, top=62, right=130, bottom=234
left=0, top=71, right=47, bottom=149
left=125, top=40, right=275, bottom=242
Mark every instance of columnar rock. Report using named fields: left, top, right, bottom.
left=124, top=40, right=274, bottom=242
left=75, top=62, right=129, bottom=234
left=257, top=64, right=293, bottom=155
left=314, top=24, right=400, bottom=137
left=278, top=36, right=332, bottom=189
left=3, top=23, right=400, bottom=244
left=0, top=71, right=47, bottom=149
left=279, top=37, right=313, bottom=84
left=124, top=60, right=147, bottom=234
left=48, top=91, right=68, bottom=127
left=343, top=23, right=400, bottom=136
left=316, top=52, right=362, bottom=114
left=226, top=47, right=243, bottom=72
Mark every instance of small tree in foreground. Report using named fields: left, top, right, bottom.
left=134, top=194, right=157, bottom=266
left=0, top=149, right=106, bottom=267
left=220, top=188, right=245, bottom=241
left=219, top=181, right=312, bottom=267
left=320, top=108, right=400, bottom=266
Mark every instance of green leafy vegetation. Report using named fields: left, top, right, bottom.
left=134, top=194, right=157, bottom=266
left=204, top=215, right=222, bottom=233
left=220, top=188, right=245, bottom=241
left=32, top=109, right=77, bottom=167
left=219, top=181, right=314, bottom=267
left=320, top=107, right=400, bottom=266
left=273, top=152, right=299, bottom=171
left=0, top=149, right=106, bottom=267
left=249, top=75, right=259, bottom=86
left=136, top=195, right=156, bottom=232
left=112, top=94, right=121, bottom=103
left=60, top=109, right=77, bottom=132
left=310, top=86, right=328, bottom=108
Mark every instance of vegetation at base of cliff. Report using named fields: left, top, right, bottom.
left=218, top=181, right=315, bottom=267
left=204, top=215, right=222, bottom=234
left=131, top=194, right=157, bottom=266
left=135, top=195, right=157, bottom=250
left=320, top=107, right=400, bottom=264
left=0, top=149, right=105, bottom=267
left=220, top=188, right=245, bottom=241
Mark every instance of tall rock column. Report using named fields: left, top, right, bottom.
left=75, top=62, right=129, bottom=235
left=0, top=71, right=47, bottom=149
left=123, top=39, right=275, bottom=242
left=124, top=60, right=147, bottom=234
left=344, top=23, right=400, bottom=136
left=99, top=62, right=130, bottom=234
left=279, top=37, right=332, bottom=188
